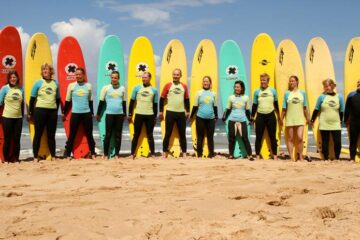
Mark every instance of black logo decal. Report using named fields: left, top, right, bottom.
left=166, top=47, right=172, bottom=64
left=349, top=45, right=354, bottom=64
left=173, top=87, right=182, bottom=94
left=45, top=87, right=53, bottom=95
left=279, top=48, right=284, bottom=66
left=291, top=97, right=300, bottom=104
left=260, top=92, right=269, bottom=97
left=138, top=64, right=147, bottom=72
left=197, top=46, right=203, bottom=63
left=141, top=91, right=150, bottom=97
left=31, top=41, right=37, bottom=60
left=309, top=45, right=315, bottom=63
left=108, top=63, right=116, bottom=71
left=327, top=100, right=337, bottom=108
left=11, top=92, right=20, bottom=101
left=259, top=59, right=270, bottom=65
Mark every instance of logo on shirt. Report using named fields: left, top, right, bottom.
left=106, top=61, right=118, bottom=72
left=45, top=87, right=53, bottom=95
left=65, top=63, right=78, bottom=76
left=234, top=101, right=242, bottom=108
left=11, top=92, right=21, bottom=101
left=141, top=91, right=150, bottom=97
left=327, top=100, right=337, bottom=108
left=76, top=88, right=85, bottom=97
left=260, top=92, right=269, bottom=97
left=111, top=91, right=119, bottom=98
left=172, top=87, right=182, bottom=94
left=291, top=97, right=301, bottom=104
left=2, top=55, right=16, bottom=68
left=226, top=65, right=238, bottom=75
left=204, top=96, right=212, bottom=104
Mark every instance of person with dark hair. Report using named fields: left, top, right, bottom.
left=279, top=75, right=310, bottom=161
left=96, top=71, right=126, bottom=159
left=28, top=63, right=60, bottom=161
left=159, top=68, right=190, bottom=157
left=251, top=73, right=280, bottom=161
left=344, top=79, right=360, bottom=161
left=311, top=79, right=344, bottom=160
left=0, top=70, right=24, bottom=163
left=190, top=76, right=218, bottom=158
left=62, top=67, right=96, bottom=159
left=128, top=71, right=158, bottom=158
left=222, top=80, right=253, bottom=160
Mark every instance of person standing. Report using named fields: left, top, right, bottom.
left=128, top=71, right=158, bottom=158
left=159, top=68, right=190, bottom=157
left=344, top=79, right=360, bottom=160
left=0, top=70, right=24, bottom=163
left=62, top=68, right=96, bottom=159
left=279, top=75, right=310, bottom=161
left=96, top=71, right=126, bottom=159
left=28, top=63, right=60, bottom=161
left=222, top=80, right=253, bottom=160
left=190, top=76, right=218, bottom=158
left=311, top=79, right=344, bottom=160
left=251, top=73, right=280, bottom=161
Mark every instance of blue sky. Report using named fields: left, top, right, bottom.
left=1, top=0, right=359, bottom=97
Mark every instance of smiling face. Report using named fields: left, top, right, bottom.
left=142, top=72, right=151, bottom=85
left=9, top=73, right=18, bottom=86
left=288, top=77, right=298, bottom=90
left=76, top=69, right=85, bottom=83
left=42, top=66, right=51, bottom=79
left=202, top=77, right=211, bottom=89
left=172, top=69, right=181, bottom=83
left=260, top=75, right=269, bottom=89
left=111, top=72, right=119, bottom=86
left=234, top=83, right=242, bottom=95
left=323, top=81, right=335, bottom=93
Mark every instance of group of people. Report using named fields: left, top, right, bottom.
left=0, top=64, right=360, bottom=163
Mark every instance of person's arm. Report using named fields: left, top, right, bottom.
left=96, top=100, right=105, bottom=116
left=63, top=83, right=73, bottom=115
left=89, top=101, right=94, bottom=115
left=62, top=101, right=71, bottom=115
left=0, top=87, right=7, bottom=106
left=88, top=83, right=94, bottom=115
left=159, top=83, right=169, bottom=115
left=222, top=108, right=231, bottom=122
left=311, top=95, right=323, bottom=123
left=190, top=91, right=200, bottom=119
left=28, top=81, right=41, bottom=116
left=55, top=81, right=61, bottom=111
left=344, top=93, right=352, bottom=124
left=339, top=95, right=345, bottom=123
left=183, top=83, right=190, bottom=114
left=272, top=88, right=280, bottom=116
left=250, top=90, right=259, bottom=121
left=190, top=106, right=198, bottom=119
left=153, top=88, right=158, bottom=118
left=29, top=97, right=36, bottom=116
left=128, top=99, right=135, bottom=117
left=122, top=101, right=127, bottom=116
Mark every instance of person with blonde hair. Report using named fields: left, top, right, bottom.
left=280, top=75, right=310, bottom=161
left=28, top=63, right=60, bottom=161
left=311, top=79, right=344, bottom=160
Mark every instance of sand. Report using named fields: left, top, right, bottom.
left=0, top=154, right=360, bottom=240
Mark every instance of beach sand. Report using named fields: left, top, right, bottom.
left=0, top=153, right=360, bottom=240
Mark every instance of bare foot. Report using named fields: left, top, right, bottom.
left=256, top=155, right=261, bottom=161
left=273, top=155, right=278, bottom=161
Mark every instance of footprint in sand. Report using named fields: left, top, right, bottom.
left=230, top=228, right=253, bottom=239
left=3, top=192, right=23, bottom=197
left=314, top=207, right=336, bottom=219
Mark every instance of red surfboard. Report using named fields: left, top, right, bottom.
left=57, top=36, right=90, bottom=159
left=0, top=26, right=23, bottom=162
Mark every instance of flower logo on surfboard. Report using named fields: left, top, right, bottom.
left=2, top=55, right=16, bottom=69
left=65, top=63, right=78, bottom=80
left=106, top=61, right=118, bottom=72
left=136, top=62, right=149, bottom=78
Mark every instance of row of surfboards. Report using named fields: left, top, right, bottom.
left=0, top=25, right=359, bottom=161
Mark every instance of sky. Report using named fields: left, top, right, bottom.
left=1, top=0, right=359, bottom=102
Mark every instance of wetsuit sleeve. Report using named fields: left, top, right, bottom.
left=100, top=86, right=107, bottom=101
left=55, top=80, right=61, bottom=100
left=251, top=90, right=259, bottom=118
left=183, top=83, right=190, bottom=112
left=222, top=108, right=231, bottom=121
left=128, top=99, right=135, bottom=116
left=153, top=88, right=158, bottom=117
left=190, top=106, right=198, bottom=119
left=88, top=84, right=93, bottom=101
left=89, top=100, right=94, bottom=115
left=160, top=83, right=170, bottom=98
left=339, top=95, right=345, bottom=122
left=97, top=100, right=105, bottom=116
left=159, top=97, right=165, bottom=113
left=65, top=83, right=73, bottom=102
left=131, top=86, right=139, bottom=101
left=315, top=94, right=324, bottom=110
left=122, top=101, right=126, bottom=116
left=302, top=91, right=308, bottom=108
left=30, top=80, right=41, bottom=97
left=29, top=97, right=36, bottom=115
left=63, top=101, right=71, bottom=115
left=214, top=106, right=218, bottom=119
left=246, top=109, right=251, bottom=122
left=153, top=102, right=158, bottom=118
left=193, top=91, right=200, bottom=107
left=282, top=92, right=289, bottom=109
left=21, top=89, right=25, bottom=116
left=344, top=93, right=353, bottom=123
left=214, top=92, right=218, bottom=107
left=185, top=99, right=190, bottom=112
left=56, top=98, right=60, bottom=111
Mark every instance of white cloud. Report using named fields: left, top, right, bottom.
left=16, top=26, right=30, bottom=58
left=50, top=18, right=108, bottom=96
left=96, top=0, right=234, bottom=33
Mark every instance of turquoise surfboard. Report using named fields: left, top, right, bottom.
left=97, top=35, right=125, bottom=157
left=219, top=40, right=250, bottom=158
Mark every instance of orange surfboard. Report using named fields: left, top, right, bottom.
left=0, top=26, right=23, bottom=162
left=57, top=36, right=90, bottom=159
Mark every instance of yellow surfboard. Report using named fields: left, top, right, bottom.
left=25, top=32, right=53, bottom=160
left=160, top=39, right=187, bottom=158
left=305, top=37, right=336, bottom=160
left=344, top=37, right=360, bottom=162
left=250, top=33, right=280, bottom=160
left=127, top=36, right=155, bottom=157
left=190, top=39, right=218, bottom=157
left=275, top=39, right=308, bottom=160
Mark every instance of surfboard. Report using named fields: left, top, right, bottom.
left=275, top=39, right=308, bottom=160
left=0, top=26, right=23, bottom=162
left=127, top=36, right=155, bottom=157
left=219, top=40, right=249, bottom=158
left=190, top=39, right=218, bottom=158
left=97, top=35, right=125, bottom=158
left=250, top=33, right=279, bottom=160
left=25, top=32, right=52, bottom=160
left=305, top=37, right=336, bottom=160
left=344, top=37, right=360, bottom=162
left=57, top=36, right=90, bottom=159
left=160, top=39, right=187, bottom=158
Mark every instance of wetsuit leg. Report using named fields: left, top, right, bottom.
left=196, top=116, right=205, bottom=157
left=131, top=114, right=144, bottom=155
left=104, top=114, right=114, bottom=156
left=33, top=108, right=47, bottom=158
left=206, top=118, right=215, bottom=156
left=332, top=130, right=341, bottom=159
left=163, top=111, right=176, bottom=152
left=266, top=112, right=278, bottom=155
left=228, top=120, right=236, bottom=156
left=13, top=118, right=23, bottom=161
left=255, top=113, right=266, bottom=155
left=176, top=112, right=187, bottom=153
left=320, top=130, right=330, bottom=160
left=144, top=115, right=155, bottom=155
left=2, top=117, right=13, bottom=162
left=65, top=113, right=81, bottom=157
left=349, top=121, right=360, bottom=160
left=114, top=114, right=124, bottom=155
left=46, top=109, right=58, bottom=157
left=241, top=121, right=252, bottom=156
left=83, top=112, right=96, bottom=155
